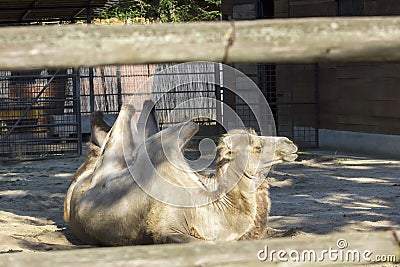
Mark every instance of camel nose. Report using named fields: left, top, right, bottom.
left=277, top=138, right=298, bottom=162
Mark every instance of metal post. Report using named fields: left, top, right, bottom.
left=314, top=63, right=320, bottom=148
left=289, top=64, right=294, bottom=140
left=116, top=66, right=122, bottom=110
left=214, top=63, right=222, bottom=135
left=73, top=68, right=83, bottom=155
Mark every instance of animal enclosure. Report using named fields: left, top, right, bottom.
left=0, top=16, right=399, bottom=266
left=1, top=17, right=399, bottom=159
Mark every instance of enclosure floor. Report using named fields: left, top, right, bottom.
left=0, top=148, right=399, bottom=253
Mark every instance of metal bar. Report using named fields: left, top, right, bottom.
left=79, top=72, right=215, bottom=78
left=289, top=64, right=294, bottom=138
left=0, top=18, right=86, bottom=25
left=1, top=137, right=80, bottom=143
left=314, top=63, right=320, bottom=148
left=74, top=0, right=96, bottom=22
left=214, top=63, right=222, bottom=133
left=71, top=8, right=86, bottom=19
left=116, top=66, right=122, bottom=110
left=0, top=5, right=105, bottom=11
left=0, top=154, right=80, bottom=163
left=20, top=0, right=41, bottom=21
left=0, top=123, right=78, bottom=129
left=86, top=5, right=92, bottom=23
left=88, top=68, right=95, bottom=112
left=155, top=107, right=217, bottom=111
left=0, top=73, right=75, bottom=79
left=231, top=102, right=317, bottom=106
left=73, top=68, right=83, bottom=156
left=1, top=70, right=60, bottom=141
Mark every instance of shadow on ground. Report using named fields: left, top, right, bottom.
left=0, top=149, right=399, bottom=252
left=268, top=151, right=400, bottom=235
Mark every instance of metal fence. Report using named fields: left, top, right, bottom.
left=0, top=70, right=81, bottom=160
left=79, top=63, right=219, bottom=133
left=231, top=63, right=318, bottom=148
left=80, top=62, right=318, bottom=146
left=0, top=62, right=319, bottom=160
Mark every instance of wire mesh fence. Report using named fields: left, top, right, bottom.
left=231, top=63, right=318, bottom=148
left=79, top=63, right=219, bottom=132
left=80, top=62, right=318, bottom=147
left=0, top=62, right=319, bottom=160
left=0, top=70, right=81, bottom=160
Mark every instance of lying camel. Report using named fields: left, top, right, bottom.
left=65, top=103, right=297, bottom=245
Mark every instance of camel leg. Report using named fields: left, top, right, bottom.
left=90, top=111, right=111, bottom=148
left=161, top=233, right=210, bottom=244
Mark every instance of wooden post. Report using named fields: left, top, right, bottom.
left=0, top=230, right=399, bottom=266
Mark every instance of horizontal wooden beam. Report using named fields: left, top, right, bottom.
left=0, top=17, right=400, bottom=70
left=1, top=230, right=399, bottom=266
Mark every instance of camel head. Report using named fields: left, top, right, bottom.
left=217, top=129, right=298, bottom=181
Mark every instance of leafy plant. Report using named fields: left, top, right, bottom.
left=98, top=0, right=221, bottom=23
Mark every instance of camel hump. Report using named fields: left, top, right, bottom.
left=100, top=104, right=139, bottom=162
left=137, top=100, right=160, bottom=141
left=90, top=111, right=112, bottom=147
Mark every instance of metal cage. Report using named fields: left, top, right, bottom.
left=0, top=70, right=81, bottom=160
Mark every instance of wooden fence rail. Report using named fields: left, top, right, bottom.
left=1, top=230, right=399, bottom=266
left=0, top=17, right=400, bottom=70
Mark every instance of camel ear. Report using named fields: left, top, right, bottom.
left=220, top=136, right=236, bottom=160
left=90, top=111, right=111, bottom=147
left=220, top=149, right=236, bottom=160
left=137, top=100, right=160, bottom=141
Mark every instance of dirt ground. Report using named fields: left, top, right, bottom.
left=0, top=148, right=399, bottom=254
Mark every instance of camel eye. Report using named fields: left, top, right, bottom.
left=254, top=146, right=262, bottom=153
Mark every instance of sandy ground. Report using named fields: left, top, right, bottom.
left=0, top=148, right=399, bottom=254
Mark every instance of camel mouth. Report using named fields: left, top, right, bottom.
left=281, top=153, right=298, bottom=162
left=246, top=159, right=288, bottom=179
left=277, top=142, right=298, bottom=162
left=243, top=171, right=257, bottom=180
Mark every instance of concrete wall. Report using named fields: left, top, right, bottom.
left=319, top=129, right=400, bottom=159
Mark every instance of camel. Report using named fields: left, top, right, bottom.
left=65, top=103, right=298, bottom=246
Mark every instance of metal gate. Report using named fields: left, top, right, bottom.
left=0, top=70, right=81, bottom=160
left=229, top=63, right=319, bottom=148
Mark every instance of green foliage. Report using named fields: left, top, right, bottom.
left=98, top=0, right=221, bottom=23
